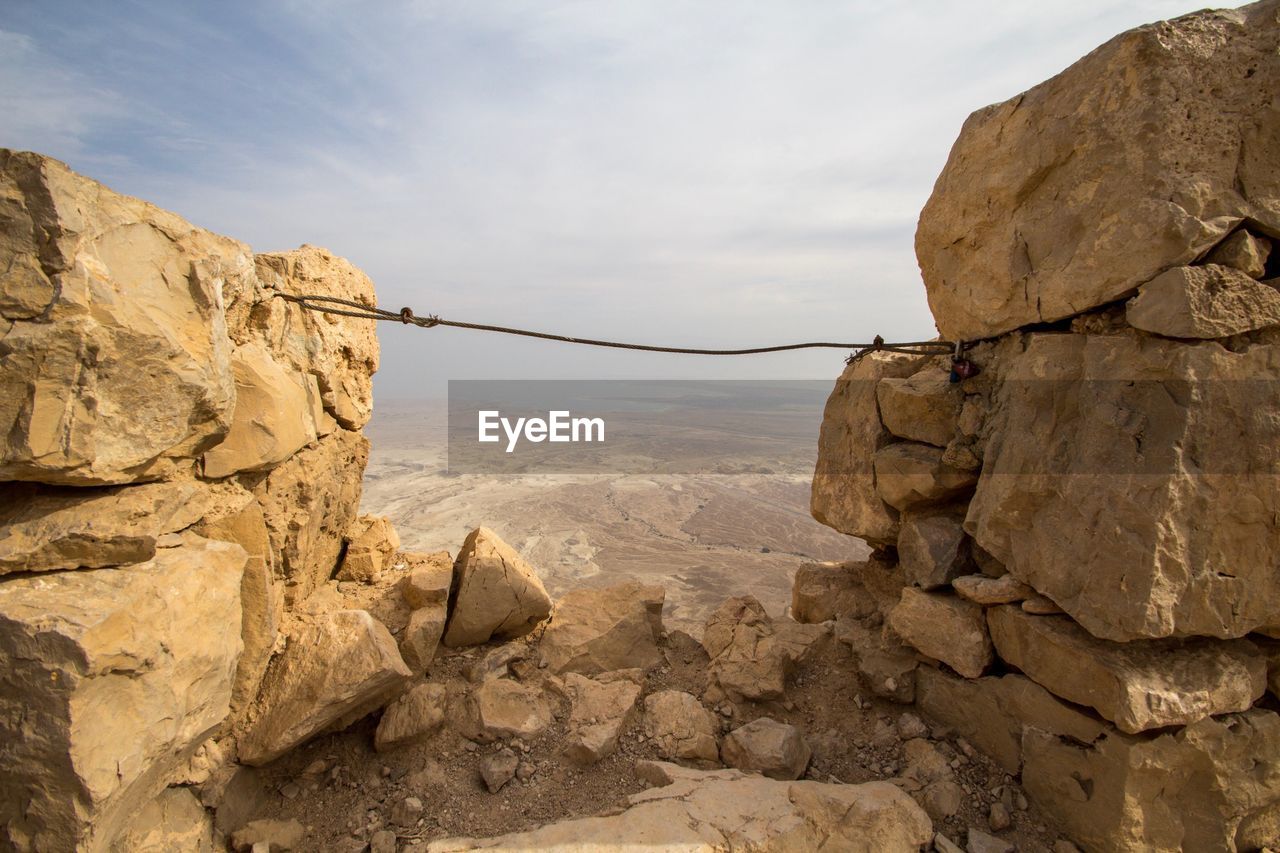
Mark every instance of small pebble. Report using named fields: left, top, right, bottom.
left=989, top=802, right=1012, bottom=832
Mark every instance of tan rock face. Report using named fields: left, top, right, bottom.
left=375, top=683, right=446, bottom=753
left=253, top=428, right=369, bottom=605
left=1023, top=709, right=1280, bottom=853
left=1125, top=264, right=1280, bottom=339
left=887, top=588, right=991, bottom=679
left=876, top=370, right=962, bottom=448
left=720, top=717, right=811, bottom=781
left=967, top=333, right=1280, bottom=640
left=0, top=150, right=243, bottom=485
left=643, top=691, right=720, bottom=762
left=0, top=536, right=245, bottom=853
left=461, top=679, right=552, bottom=744
left=0, top=479, right=226, bottom=575
left=429, top=763, right=933, bottom=852
left=915, top=2, right=1280, bottom=341
left=192, top=493, right=282, bottom=717
left=202, top=343, right=319, bottom=478
left=873, top=442, right=976, bottom=512
left=916, top=668, right=1111, bottom=777
left=702, top=596, right=791, bottom=701
left=399, top=552, right=453, bottom=609
left=897, top=510, right=971, bottom=590
left=563, top=673, right=642, bottom=765
left=951, top=574, right=1032, bottom=606
left=399, top=601, right=447, bottom=674
left=539, top=580, right=664, bottom=675
left=336, top=514, right=401, bottom=584
left=987, top=606, right=1265, bottom=734
left=442, top=527, right=552, bottom=648
left=250, top=246, right=380, bottom=430
left=238, top=610, right=410, bottom=766
left=811, top=352, right=920, bottom=546
left=110, top=787, right=214, bottom=853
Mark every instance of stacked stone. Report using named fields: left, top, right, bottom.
left=808, top=2, right=1280, bottom=851
left=0, top=150, right=390, bottom=852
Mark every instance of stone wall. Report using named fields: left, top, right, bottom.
left=810, top=2, right=1280, bottom=851
left=0, top=150, right=384, bottom=852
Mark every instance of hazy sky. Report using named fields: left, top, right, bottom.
left=3, top=0, right=1203, bottom=398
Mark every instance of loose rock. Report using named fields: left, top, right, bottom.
left=442, top=527, right=552, bottom=648
left=1126, top=264, right=1280, bottom=339
left=480, top=749, right=519, bottom=794
left=375, top=683, right=447, bottom=752
left=873, top=442, right=977, bottom=512
left=643, top=691, right=720, bottom=762
left=539, top=580, right=664, bottom=674
left=720, top=718, right=812, bottom=781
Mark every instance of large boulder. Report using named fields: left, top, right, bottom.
left=428, top=762, right=933, bottom=852
left=0, top=535, right=245, bottom=853
left=237, top=610, right=410, bottom=765
left=252, top=428, right=369, bottom=605
left=811, top=351, right=921, bottom=546
left=539, top=581, right=664, bottom=674
left=0, top=150, right=242, bottom=485
left=987, top=606, right=1265, bottom=733
left=967, top=333, right=1280, bottom=640
left=0, top=479, right=229, bottom=575
left=442, top=528, right=552, bottom=648
left=915, top=2, right=1280, bottom=341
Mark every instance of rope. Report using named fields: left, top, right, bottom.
left=271, top=292, right=961, bottom=361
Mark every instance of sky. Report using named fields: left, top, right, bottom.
left=2, top=0, right=1206, bottom=399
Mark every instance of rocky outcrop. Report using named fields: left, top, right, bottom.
left=0, top=151, right=239, bottom=485
left=967, top=332, right=1280, bottom=641
left=811, top=351, right=920, bottom=546
left=442, top=527, right=552, bottom=648
left=915, top=1, right=1280, bottom=341
left=809, top=7, right=1280, bottom=850
left=0, top=479, right=231, bottom=575
left=0, top=535, right=246, bottom=852
left=428, top=762, right=933, bottom=852
left=539, top=580, right=664, bottom=674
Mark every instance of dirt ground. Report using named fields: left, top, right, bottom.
left=246, top=623, right=1074, bottom=852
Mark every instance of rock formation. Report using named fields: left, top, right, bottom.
left=0, top=150, right=389, bottom=851
left=811, top=3, right=1280, bottom=849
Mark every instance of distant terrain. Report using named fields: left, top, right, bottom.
left=361, top=391, right=869, bottom=634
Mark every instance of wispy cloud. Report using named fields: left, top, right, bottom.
left=2, top=0, right=1205, bottom=393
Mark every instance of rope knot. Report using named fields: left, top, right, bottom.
left=399, top=307, right=415, bottom=324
